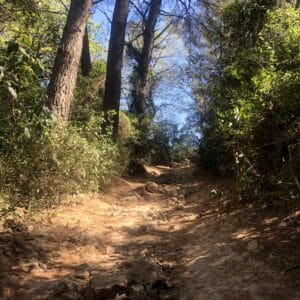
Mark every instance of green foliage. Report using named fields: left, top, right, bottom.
left=0, top=4, right=127, bottom=213
left=0, top=38, right=43, bottom=121
left=0, top=0, right=66, bottom=147
left=170, top=125, right=198, bottom=162
left=121, top=115, right=172, bottom=165
left=73, top=60, right=106, bottom=123
left=0, top=116, right=126, bottom=211
left=118, top=111, right=139, bottom=141
left=148, top=124, right=172, bottom=164
left=122, top=114, right=197, bottom=165
left=195, top=2, right=300, bottom=201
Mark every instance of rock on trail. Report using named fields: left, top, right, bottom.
left=82, top=259, right=168, bottom=300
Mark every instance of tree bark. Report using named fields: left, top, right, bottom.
left=81, top=25, right=92, bottom=76
left=102, top=0, right=129, bottom=139
left=47, top=0, right=92, bottom=121
left=130, top=0, right=162, bottom=115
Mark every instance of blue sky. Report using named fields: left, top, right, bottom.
left=92, top=1, right=195, bottom=130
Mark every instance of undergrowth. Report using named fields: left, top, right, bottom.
left=0, top=115, right=127, bottom=213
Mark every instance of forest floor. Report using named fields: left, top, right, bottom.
left=0, top=163, right=299, bottom=300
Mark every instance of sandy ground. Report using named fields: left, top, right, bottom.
left=0, top=163, right=299, bottom=299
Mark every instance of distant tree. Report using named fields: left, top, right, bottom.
left=80, top=25, right=92, bottom=76
left=128, top=0, right=163, bottom=116
left=102, top=0, right=129, bottom=139
left=47, top=0, right=92, bottom=121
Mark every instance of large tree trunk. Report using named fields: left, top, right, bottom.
left=130, top=0, right=162, bottom=115
left=102, top=0, right=129, bottom=139
left=81, top=25, right=92, bottom=76
left=47, top=0, right=92, bottom=121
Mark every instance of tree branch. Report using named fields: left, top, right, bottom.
left=154, top=21, right=173, bottom=42
left=98, top=7, right=112, bottom=23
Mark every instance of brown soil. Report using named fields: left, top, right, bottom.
left=0, top=163, right=299, bottom=299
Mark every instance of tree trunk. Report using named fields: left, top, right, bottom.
left=102, top=0, right=129, bottom=139
left=47, top=0, right=92, bottom=122
left=130, top=0, right=162, bottom=115
left=81, top=25, right=92, bottom=76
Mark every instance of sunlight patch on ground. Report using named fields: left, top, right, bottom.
left=144, top=165, right=162, bottom=176
left=231, top=228, right=259, bottom=240
left=185, top=254, right=210, bottom=267
left=262, top=217, right=279, bottom=225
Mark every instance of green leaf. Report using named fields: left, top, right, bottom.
left=20, top=35, right=32, bottom=47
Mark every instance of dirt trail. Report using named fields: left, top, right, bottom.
left=0, top=163, right=299, bottom=299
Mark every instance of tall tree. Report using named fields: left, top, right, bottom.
left=102, top=0, right=129, bottom=139
left=129, top=0, right=162, bottom=115
left=80, top=25, right=92, bottom=76
left=47, top=0, right=92, bottom=121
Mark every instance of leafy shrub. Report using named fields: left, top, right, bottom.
left=118, top=111, right=139, bottom=142
left=0, top=115, right=126, bottom=211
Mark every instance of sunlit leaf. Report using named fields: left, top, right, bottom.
left=24, top=127, right=31, bottom=139
left=7, top=86, right=17, bottom=99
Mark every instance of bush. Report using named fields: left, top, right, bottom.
left=118, top=111, right=139, bottom=142
left=0, top=115, right=126, bottom=212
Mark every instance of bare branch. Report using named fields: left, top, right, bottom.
left=129, top=0, right=147, bottom=23
left=154, top=21, right=173, bottom=42
left=92, top=0, right=105, bottom=4
left=98, top=7, right=112, bottom=23
left=160, top=10, right=185, bottom=20
left=58, top=0, right=68, bottom=11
